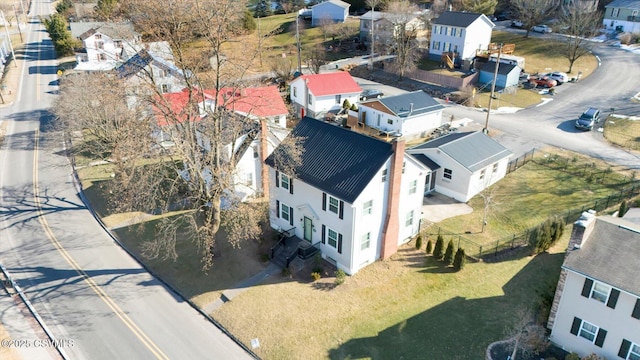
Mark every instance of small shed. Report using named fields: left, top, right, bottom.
left=478, top=61, right=521, bottom=89
left=311, top=0, right=350, bottom=26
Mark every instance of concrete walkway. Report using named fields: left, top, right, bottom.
left=202, top=262, right=282, bottom=313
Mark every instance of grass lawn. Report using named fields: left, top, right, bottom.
left=603, top=115, right=640, bottom=152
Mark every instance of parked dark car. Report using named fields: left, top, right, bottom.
left=360, top=89, right=384, bottom=100
left=575, top=107, right=601, bottom=131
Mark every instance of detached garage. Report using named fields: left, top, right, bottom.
left=478, top=61, right=521, bottom=90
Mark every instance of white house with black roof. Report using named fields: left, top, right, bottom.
left=429, top=11, right=494, bottom=66
left=547, top=210, right=640, bottom=359
left=358, top=91, right=444, bottom=140
left=407, top=131, right=512, bottom=202
left=265, top=117, right=428, bottom=275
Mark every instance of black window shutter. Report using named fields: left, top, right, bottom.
left=322, top=193, right=326, bottom=211
left=289, top=207, right=294, bottom=226
left=289, top=179, right=293, bottom=194
left=275, top=171, right=280, bottom=187
left=619, top=339, right=631, bottom=358
left=339, top=201, right=344, bottom=219
left=321, top=225, right=326, bottom=244
left=632, top=298, right=640, bottom=319
left=607, top=289, right=620, bottom=309
left=338, top=234, right=343, bottom=254
left=582, top=278, right=594, bottom=298
left=276, top=200, right=280, bottom=218
left=570, top=317, right=581, bottom=336
left=594, top=328, right=607, bottom=348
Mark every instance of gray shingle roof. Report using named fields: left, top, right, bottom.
left=480, top=61, right=518, bottom=75
left=265, top=117, right=393, bottom=203
left=564, top=215, right=640, bottom=297
left=432, top=11, right=491, bottom=28
left=70, top=21, right=138, bottom=40
left=377, top=91, right=444, bottom=118
left=411, top=131, right=512, bottom=172
left=605, top=0, right=640, bottom=10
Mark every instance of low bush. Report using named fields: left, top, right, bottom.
left=426, top=239, right=433, bottom=254
left=415, top=235, right=423, bottom=250
left=311, top=272, right=321, bottom=281
left=334, top=269, right=346, bottom=285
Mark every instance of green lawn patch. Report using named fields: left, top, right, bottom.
left=603, top=115, right=640, bottom=152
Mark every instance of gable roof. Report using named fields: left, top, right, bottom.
left=411, top=153, right=440, bottom=171
left=360, top=10, right=421, bottom=23
left=432, top=11, right=493, bottom=28
left=70, top=21, right=138, bottom=40
left=205, top=86, right=288, bottom=118
left=294, top=72, right=362, bottom=97
left=374, top=91, right=444, bottom=118
left=115, top=49, right=186, bottom=80
left=480, top=61, right=519, bottom=75
left=265, top=117, right=393, bottom=203
left=411, top=131, right=512, bottom=172
left=312, top=0, right=350, bottom=9
left=563, top=215, right=640, bottom=297
left=605, top=0, right=640, bottom=10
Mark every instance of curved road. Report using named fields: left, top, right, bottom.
left=0, top=1, right=252, bottom=359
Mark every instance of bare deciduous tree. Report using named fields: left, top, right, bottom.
left=270, top=56, right=295, bottom=82
left=557, top=1, right=602, bottom=73
left=505, top=309, right=549, bottom=360
left=305, top=44, right=327, bottom=74
left=461, top=0, right=499, bottom=15
left=384, top=0, right=423, bottom=79
left=510, top=0, right=558, bottom=37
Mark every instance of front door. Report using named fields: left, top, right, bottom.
left=303, top=217, right=313, bottom=242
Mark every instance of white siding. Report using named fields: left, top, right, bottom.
left=429, top=17, right=492, bottom=61
left=312, top=2, right=349, bottom=26
left=400, top=110, right=443, bottom=138
left=550, top=271, right=640, bottom=359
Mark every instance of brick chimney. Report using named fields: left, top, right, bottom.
left=381, top=139, right=405, bottom=259
left=260, top=119, right=269, bottom=201
left=567, top=210, right=596, bottom=253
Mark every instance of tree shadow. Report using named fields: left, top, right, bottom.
left=327, top=252, right=565, bottom=359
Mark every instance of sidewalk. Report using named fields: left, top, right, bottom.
left=0, top=45, right=25, bottom=108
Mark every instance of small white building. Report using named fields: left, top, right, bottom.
left=311, top=0, right=350, bottom=27
left=429, top=11, right=494, bottom=67
left=408, top=131, right=512, bottom=202
left=266, top=117, right=427, bottom=275
left=70, top=22, right=140, bottom=71
left=289, top=72, right=361, bottom=119
left=358, top=90, right=444, bottom=140
left=547, top=210, right=640, bottom=359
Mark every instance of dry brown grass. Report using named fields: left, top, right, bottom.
left=603, top=115, right=640, bottom=152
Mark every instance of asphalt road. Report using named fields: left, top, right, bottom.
left=0, top=1, right=253, bottom=359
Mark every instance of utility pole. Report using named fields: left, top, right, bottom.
left=19, top=0, right=26, bottom=21
left=296, top=15, right=302, bottom=75
left=369, top=3, right=375, bottom=70
left=12, top=4, right=22, bottom=43
left=484, top=43, right=502, bottom=134
left=1, top=11, right=17, bottom=68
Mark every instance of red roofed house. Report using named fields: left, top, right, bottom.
left=155, top=86, right=290, bottom=201
left=289, top=72, right=362, bottom=119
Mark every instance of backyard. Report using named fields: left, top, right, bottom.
left=72, top=143, right=640, bottom=360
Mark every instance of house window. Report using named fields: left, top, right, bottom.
left=95, top=34, right=102, bottom=39
left=328, top=228, right=338, bottom=248
left=439, top=26, right=443, bottom=34
left=451, top=28, right=456, bottom=37
left=405, top=210, right=414, bottom=227
left=98, top=53, right=107, bottom=61
left=253, top=148, right=259, bottom=158
left=281, top=203, right=291, bottom=223
left=493, top=163, right=499, bottom=173
left=612, top=8, right=619, bottom=17
left=578, top=320, right=598, bottom=342
left=591, top=282, right=611, bottom=303
left=293, top=87, right=297, bottom=97
left=432, top=41, right=440, bottom=50
left=409, top=180, right=417, bottom=194
left=361, top=232, right=370, bottom=250
left=402, top=161, right=406, bottom=174
left=335, top=94, right=341, bottom=104
left=96, top=41, right=104, bottom=49
left=160, top=84, right=169, bottom=93
left=480, top=169, right=486, bottom=180
left=245, top=172, right=253, bottom=186
left=281, top=173, right=290, bottom=191
left=387, top=119, right=393, bottom=125
left=382, top=169, right=387, bottom=182
left=443, top=168, right=452, bottom=180
left=433, top=25, right=439, bottom=34
left=444, top=27, right=449, bottom=36
left=328, top=196, right=339, bottom=214
left=363, top=200, right=373, bottom=215
left=308, top=94, right=313, bottom=105
left=114, top=40, right=123, bottom=48
left=627, top=343, right=640, bottom=360
left=633, top=10, right=638, bottom=17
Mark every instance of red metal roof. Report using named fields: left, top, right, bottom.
left=296, top=72, right=362, bottom=97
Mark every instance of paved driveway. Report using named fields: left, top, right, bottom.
left=422, top=192, right=473, bottom=223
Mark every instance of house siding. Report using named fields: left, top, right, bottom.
left=312, top=2, right=349, bottom=26
left=359, top=104, right=442, bottom=139
left=603, top=4, right=640, bottom=32
left=429, top=17, right=492, bottom=61
left=550, top=270, right=640, bottom=359
left=289, top=78, right=359, bottom=119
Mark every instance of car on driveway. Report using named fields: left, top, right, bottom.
left=532, top=25, right=553, bottom=33
left=529, top=76, right=557, bottom=88
left=543, top=71, right=569, bottom=85
left=511, top=20, right=523, bottom=28
left=360, top=89, right=384, bottom=100
left=575, top=107, right=601, bottom=130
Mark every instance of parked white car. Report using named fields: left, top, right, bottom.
left=543, top=71, right=569, bottom=84
left=532, top=25, right=553, bottom=33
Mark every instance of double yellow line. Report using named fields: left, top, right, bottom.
left=31, top=128, right=169, bottom=359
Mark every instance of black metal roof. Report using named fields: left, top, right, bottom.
left=480, top=61, right=518, bottom=76
left=265, top=117, right=393, bottom=203
left=378, top=91, right=444, bottom=118
left=432, top=11, right=488, bottom=28
left=115, top=49, right=153, bottom=79
left=411, top=153, right=440, bottom=171
left=564, top=215, right=640, bottom=297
